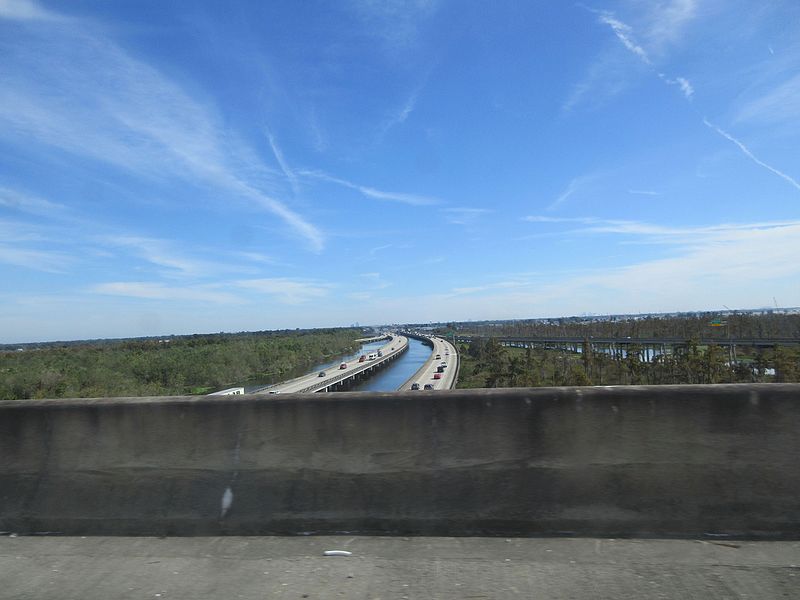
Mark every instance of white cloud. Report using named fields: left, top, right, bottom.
left=234, top=277, right=332, bottom=304
left=0, top=186, right=67, bottom=216
left=0, top=11, right=323, bottom=251
left=659, top=75, right=694, bottom=99
left=441, top=207, right=492, bottom=226
left=382, top=88, right=420, bottom=133
left=359, top=271, right=391, bottom=290
left=0, top=0, right=58, bottom=21
left=676, top=76, right=694, bottom=99
left=703, top=119, right=800, bottom=191
left=548, top=175, right=600, bottom=210
left=266, top=129, right=300, bottom=197
left=566, top=7, right=696, bottom=110
left=643, top=0, right=698, bottom=50
left=350, top=0, right=440, bottom=52
left=0, top=244, right=72, bottom=272
left=426, top=219, right=800, bottom=319
left=597, top=12, right=652, bottom=65
left=91, top=281, right=240, bottom=304
left=734, top=73, right=800, bottom=126
left=298, top=169, right=440, bottom=205
left=524, top=215, right=800, bottom=240
left=99, top=236, right=232, bottom=279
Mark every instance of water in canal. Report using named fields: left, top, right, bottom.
left=351, top=337, right=431, bottom=392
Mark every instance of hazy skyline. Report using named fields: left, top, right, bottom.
left=2, top=0, right=799, bottom=343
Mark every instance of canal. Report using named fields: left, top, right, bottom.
left=352, top=337, right=431, bottom=392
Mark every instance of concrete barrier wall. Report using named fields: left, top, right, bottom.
left=1, top=384, right=799, bottom=538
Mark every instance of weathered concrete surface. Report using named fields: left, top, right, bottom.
left=2, top=536, right=799, bottom=599
left=1, top=384, right=799, bottom=537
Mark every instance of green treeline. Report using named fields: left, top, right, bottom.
left=0, top=328, right=361, bottom=400
left=457, top=338, right=800, bottom=389
left=455, top=312, right=800, bottom=341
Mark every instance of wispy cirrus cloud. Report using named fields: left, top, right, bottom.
left=91, top=276, right=333, bottom=305
left=233, top=277, right=332, bottom=304
left=441, top=207, right=492, bottom=226
left=350, top=0, right=440, bottom=52
left=584, top=8, right=799, bottom=193
left=381, top=88, right=421, bottom=134
left=0, top=244, right=72, bottom=272
left=547, top=173, right=604, bottom=210
left=456, top=217, right=800, bottom=314
left=702, top=119, right=800, bottom=191
left=0, top=186, right=68, bottom=216
left=98, top=235, right=245, bottom=279
left=642, top=0, right=698, bottom=51
left=524, top=214, right=800, bottom=242
left=359, top=271, right=391, bottom=290
left=265, top=129, right=300, bottom=197
left=0, top=5, right=324, bottom=251
left=91, top=281, right=241, bottom=304
left=596, top=11, right=652, bottom=65
left=566, top=4, right=697, bottom=111
left=0, top=0, right=59, bottom=21
left=298, top=169, right=440, bottom=205
left=734, top=73, right=800, bottom=127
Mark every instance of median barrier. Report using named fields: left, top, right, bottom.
left=1, top=384, right=799, bottom=538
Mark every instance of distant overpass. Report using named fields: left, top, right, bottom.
left=455, top=335, right=800, bottom=349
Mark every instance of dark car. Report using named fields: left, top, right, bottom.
left=318, top=371, right=326, bottom=377
left=339, top=363, right=347, bottom=369
left=410, top=382, right=420, bottom=390
left=423, top=384, right=434, bottom=390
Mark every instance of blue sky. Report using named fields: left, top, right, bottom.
left=1, top=0, right=799, bottom=342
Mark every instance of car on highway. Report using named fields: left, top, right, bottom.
left=433, top=373, right=442, bottom=380
left=435, top=354, right=441, bottom=359
left=410, top=382, right=420, bottom=390
left=318, top=371, right=326, bottom=377
left=339, top=363, right=347, bottom=369
left=358, top=355, right=366, bottom=362
left=423, top=384, right=434, bottom=390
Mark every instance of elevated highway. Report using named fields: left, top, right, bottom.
left=254, top=334, right=408, bottom=394
left=456, top=334, right=800, bottom=348
left=399, top=334, right=459, bottom=391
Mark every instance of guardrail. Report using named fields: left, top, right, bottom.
left=6, top=384, right=799, bottom=537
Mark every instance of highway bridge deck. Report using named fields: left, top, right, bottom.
left=3, top=535, right=798, bottom=600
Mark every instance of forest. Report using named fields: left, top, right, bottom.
left=0, top=328, right=362, bottom=400
left=449, top=311, right=800, bottom=341
left=457, top=337, right=800, bottom=389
